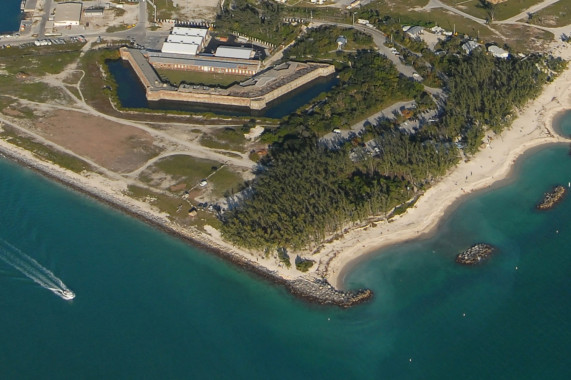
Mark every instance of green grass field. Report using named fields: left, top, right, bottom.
left=441, top=0, right=545, bottom=21
left=526, top=1, right=571, bottom=27
left=156, top=69, right=246, bottom=87
left=199, top=127, right=246, bottom=152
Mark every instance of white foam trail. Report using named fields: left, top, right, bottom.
left=0, top=238, right=75, bottom=300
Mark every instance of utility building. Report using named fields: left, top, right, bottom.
left=215, top=46, right=254, bottom=60
left=54, top=2, right=83, bottom=27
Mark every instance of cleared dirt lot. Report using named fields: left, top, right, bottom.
left=33, top=110, right=162, bottom=172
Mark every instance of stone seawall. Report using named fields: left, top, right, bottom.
left=120, top=48, right=152, bottom=88
left=250, top=65, right=336, bottom=110
left=148, top=65, right=335, bottom=110
left=147, top=89, right=253, bottom=108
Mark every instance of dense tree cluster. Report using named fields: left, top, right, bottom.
left=263, top=50, right=426, bottom=142
left=221, top=33, right=566, bottom=251
left=433, top=50, right=566, bottom=152
left=284, top=26, right=373, bottom=60
left=215, top=0, right=300, bottom=45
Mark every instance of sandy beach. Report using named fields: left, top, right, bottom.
left=323, top=44, right=571, bottom=289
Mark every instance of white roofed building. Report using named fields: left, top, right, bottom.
left=172, top=27, right=208, bottom=38
left=54, top=2, right=82, bottom=27
left=488, top=45, right=509, bottom=59
left=161, top=42, right=199, bottom=56
left=161, top=27, right=208, bottom=56
left=215, top=46, right=253, bottom=60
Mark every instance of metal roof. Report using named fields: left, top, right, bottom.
left=54, top=2, right=82, bottom=24
left=215, top=46, right=253, bottom=60
left=161, top=42, right=199, bottom=56
left=172, top=27, right=208, bottom=38
left=166, top=35, right=204, bottom=45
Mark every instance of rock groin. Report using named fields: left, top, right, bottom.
left=536, top=185, right=566, bottom=210
left=288, top=279, right=373, bottom=308
left=456, top=243, right=495, bottom=265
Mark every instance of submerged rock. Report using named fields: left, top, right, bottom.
left=456, top=243, right=495, bottom=265
left=536, top=185, right=566, bottom=210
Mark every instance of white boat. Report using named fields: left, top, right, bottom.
left=54, top=289, right=75, bottom=300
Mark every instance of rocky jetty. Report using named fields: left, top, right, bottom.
left=456, top=243, right=495, bottom=265
left=536, top=185, right=567, bottom=210
left=288, top=279, right=373, bottom=308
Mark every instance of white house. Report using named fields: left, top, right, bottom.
left=488, top=45, right=509, bottom=59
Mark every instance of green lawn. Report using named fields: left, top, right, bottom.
left=526, top=1, right=571, bottom=27
left=208, top=166, right=245, bottom=198
left=155, top=69, right=246, bottom=87
left=199, top=127, right=246, bottom=152
left=441, top=0, right=545, bottom=21
left=0, top=43, right=83, bottom=76
left=0, top=75, right=73, bottom=104
left=141, top=155, right=222, bottom=190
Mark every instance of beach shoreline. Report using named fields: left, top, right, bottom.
left=323, top=54, right=571, bottom=289
left=0, top=136, right=372, bottom=307
left=0, top=44, right=570, bottom=306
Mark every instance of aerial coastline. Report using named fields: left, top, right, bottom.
left=326, top=46, right=571, bottom=288
left=1, top=0, right=571, bottom=307
left=1, top=44, right=569, bottom=304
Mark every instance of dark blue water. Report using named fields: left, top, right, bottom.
left=107, top=59, right=338, bottom=118
left=0, top=0, right=21, bottom=34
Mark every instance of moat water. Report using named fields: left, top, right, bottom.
left=106, top=59, right=338, bottom=119
left=1, top=111, right=569, bottom=378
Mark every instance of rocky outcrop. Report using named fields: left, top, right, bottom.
left=536, top=185, right=566, bottom=210
left=288, top=279, right=373, bottom=308
left=456, top=243, right=495, bottom=265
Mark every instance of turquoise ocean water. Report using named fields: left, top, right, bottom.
left=0, top=0, right=20, bottom=34
left=1, top=111, right=569, bottom=379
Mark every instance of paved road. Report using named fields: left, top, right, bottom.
left=311, top=20, right=420, bottom=79
left=38, top=0, right=53, bottom=39
left=424, top=0, right=487, bottom=25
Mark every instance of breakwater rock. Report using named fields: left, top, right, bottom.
left=288, top=279, right=373, bottom=308
left=456, top=243, right=495, bottom=265
left=536, top=185, right=566, bottom=210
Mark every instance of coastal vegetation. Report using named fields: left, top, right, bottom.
left=263, top=50, right=427, bottom=142
left=221, top=36, right=566, bottom=251
left=0, top=126, right=91, bottom=173
left=284, top=26, right=374, bottom=61
left=215, top=0, right=302, bottom=46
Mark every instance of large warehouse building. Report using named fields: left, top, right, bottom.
left=161, top=27, right=208, bottom=56
left=54, top=2, right=82, bottom=27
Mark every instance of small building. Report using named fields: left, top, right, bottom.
left=462, top=40, right=481, bottom=55
left=161, top=42, right=200, bottom=56
left=488, top=45, right=509, bottom=59
left=215, top=46, right=253, bottom=60
left=172, top=27, right=208, bottom=38
left=406, top=26, right=424, bottom=39
left=84, top=7, right=105, bottom=17
left=54, top=2, right=82, bottom=27
left=336, top=36, right=347, bottom=50
left=23, top=0, right=38, bottom=13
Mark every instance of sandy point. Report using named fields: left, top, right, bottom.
left=323, top=46, right=571, bottom=289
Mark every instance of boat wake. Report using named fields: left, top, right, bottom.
left=0, top=238, right=75, bottom=300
